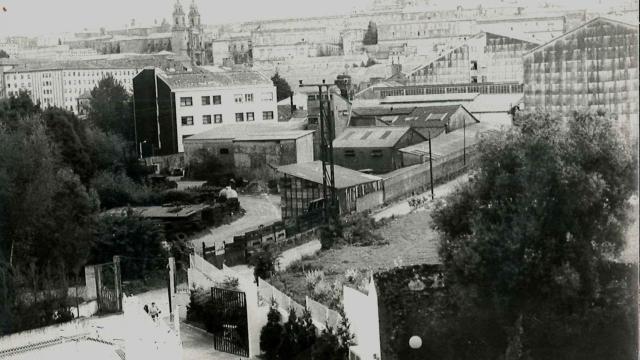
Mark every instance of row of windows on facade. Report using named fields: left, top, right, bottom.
left=180, top=111, right=274, bottom=125
left=7, top=69, right=137, bottom=81
left=179, top=92, right=273, bottom=107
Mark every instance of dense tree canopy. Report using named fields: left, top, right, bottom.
left=431, top=110, right=637, bottom=359
left=363, top=21, right=378, bottom=45
left=271, top=72, right=292, bottom=102
left=88, top=75, right=134, bottom=141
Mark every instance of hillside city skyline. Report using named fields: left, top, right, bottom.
left=0, top=0, right=628, bottom=37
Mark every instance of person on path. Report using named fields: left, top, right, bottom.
left=149, top=302, right=161, bottom=322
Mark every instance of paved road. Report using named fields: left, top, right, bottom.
left=180, top=322, right=247, bottom=360
left=190, top=194, right=281, bottom=249
left=372, top=174, right=470, bottom=222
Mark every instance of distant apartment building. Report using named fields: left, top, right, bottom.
left=133, top=68, right=278, bottom=156
left=523, top=17, right=639, bottom=142
left=2, top=54, right=189, bottom=112
left=252, top=28, right=342, bottom=62
left=2, top=44, right=98, bottom=61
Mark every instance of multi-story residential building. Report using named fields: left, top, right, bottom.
left=395, top=30, right=540, bottom=85
left=2, top=44, right=98, bottom=61
left=523, top=17, right=639, bottom=143
left=133, top=68, right=278, bottom=156
left=2, top=54, right=190, bottom=112
left=252, top=27, right=342, bottom=62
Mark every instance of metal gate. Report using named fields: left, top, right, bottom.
left=210, top=287, right=249, bottom=357
left=95, top=261, right=121, bottom=314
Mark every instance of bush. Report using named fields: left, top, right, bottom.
left=249, top=247, right=277, bottom=282
left=260, top=305, right=283, bottom=360
left=91, top=170, right=151, bottom=209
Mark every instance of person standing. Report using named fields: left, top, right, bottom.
left=149, top=302, right=161, bottom=322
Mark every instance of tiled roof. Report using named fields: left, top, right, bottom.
left=333, top=127, right=423, bottom=148
left=392, top=105, right=472, bottom=127
left=277, top=161, right=382, bottom=189
left=4, top=54, right=189, bottom=72
left=158, top=69, right=272, bottom=89
left=351, top=107, right=415, bottom=117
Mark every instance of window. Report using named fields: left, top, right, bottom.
left=307, top=94, right=317, bottom=101
left=180, top=97, right=193, bottom=106
left=234, top=94, right=243, bottom=103
left=214, top=114, right=222, bottom=123
left=202, top=115, right=212, bottom=124
left=244, top=93, right=254, bottom=102
left=212, top=95, right=221, bottom=104
left=261, top=92, right=273, bottom=101
left=262, top=111, right=274, bottom=120
left=344, top=150, right=355, bottom=157
left=308, top=117, right=318, bottom=125
left=371, top=149, right=383, bottom=157
left=246, top=112, right=255, bottom=121
left=235, top=112, right=244, bottom=122
left=181, top=116, right=194, bottom=125
left=220, top=148, right=230, bottom=155
left=201, top=96, right=210, bottom=105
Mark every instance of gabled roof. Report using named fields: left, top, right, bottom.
left=391, top=104, right=477, bottom=129
left=351, top=107, right=415, bottom=117
left=333, top=127, right=425, bottom=148
left=399, top=122, right=503, bottom=159
left=277, top=161, right=381, bottom=189
left=524, top=17, right=639, bottom=56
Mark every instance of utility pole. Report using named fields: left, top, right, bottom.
left=428, top=131, right=434, bottom=201
left=463, top=116, right=466, bottom=166
left=299, top=80, right=339, bottom=230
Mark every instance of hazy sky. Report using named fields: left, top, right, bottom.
left=0, top=0, right=631, bottom=37
left=0, top=0, right=372, bottom=36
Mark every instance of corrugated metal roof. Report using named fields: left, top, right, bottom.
left=277, top=161, right=381, bottom=189
left=184, top=122, right=309, bottom=141
left=333, top=127, right=419, bottom=148
left=399, top=122, right=504, bottom=158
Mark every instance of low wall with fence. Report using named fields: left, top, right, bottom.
left=383, top=146, right=480, bottom=203
left=257, top=277, right=342, bottom=331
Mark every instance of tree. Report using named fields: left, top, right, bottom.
left=42, top=108, right=95, bottom=184
left=363, top=21, right=378, bottom=45
left=92, top=211, right=167, bottom=279
left=0, top=49, right=9, bottom=58
left=0, top=90, right=40, bottom=128
left=271, top=72, right=292, bottom=102
left=432, top=110, right=637, bottom=359
left=260, top=304, right=283, bottom=360
left=88, top=75, right=134, bottom=142
left=249, top=247, right=277, bottom=283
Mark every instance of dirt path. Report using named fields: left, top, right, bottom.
left=190, top=194, right=281, bottom=249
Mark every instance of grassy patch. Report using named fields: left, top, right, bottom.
left=269, top=211, right=442, bottom=307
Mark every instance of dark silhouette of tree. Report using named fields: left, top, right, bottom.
left=88, top=75, right=134, bottom=142
left=271, top=72, right=292, bottom=102
left=432, top=110, right=637, bottom=359
left=363, top=21, right=378, bottom=45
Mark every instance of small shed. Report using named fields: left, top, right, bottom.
left=183, top=123, right=314, bottom=180
left=333, top=127, right=427, bottom=173
left=276, top=161, right=383, bottom=227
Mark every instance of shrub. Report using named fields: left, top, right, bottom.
left=249, top=247, right=277, bottom=282
left=221, top=276, right=239, bottom=290
left=91, top=170, right=151, bottom=209
left=260, top=305, right=283, bottom=360
left=305, top=270, right=325, bottom=290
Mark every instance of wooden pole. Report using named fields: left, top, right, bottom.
left=429, top=131, right=434, bottom=201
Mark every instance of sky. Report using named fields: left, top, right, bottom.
left=0, top=0, right=633, bottom=38
left=0, top=0, right=372, bottom=37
